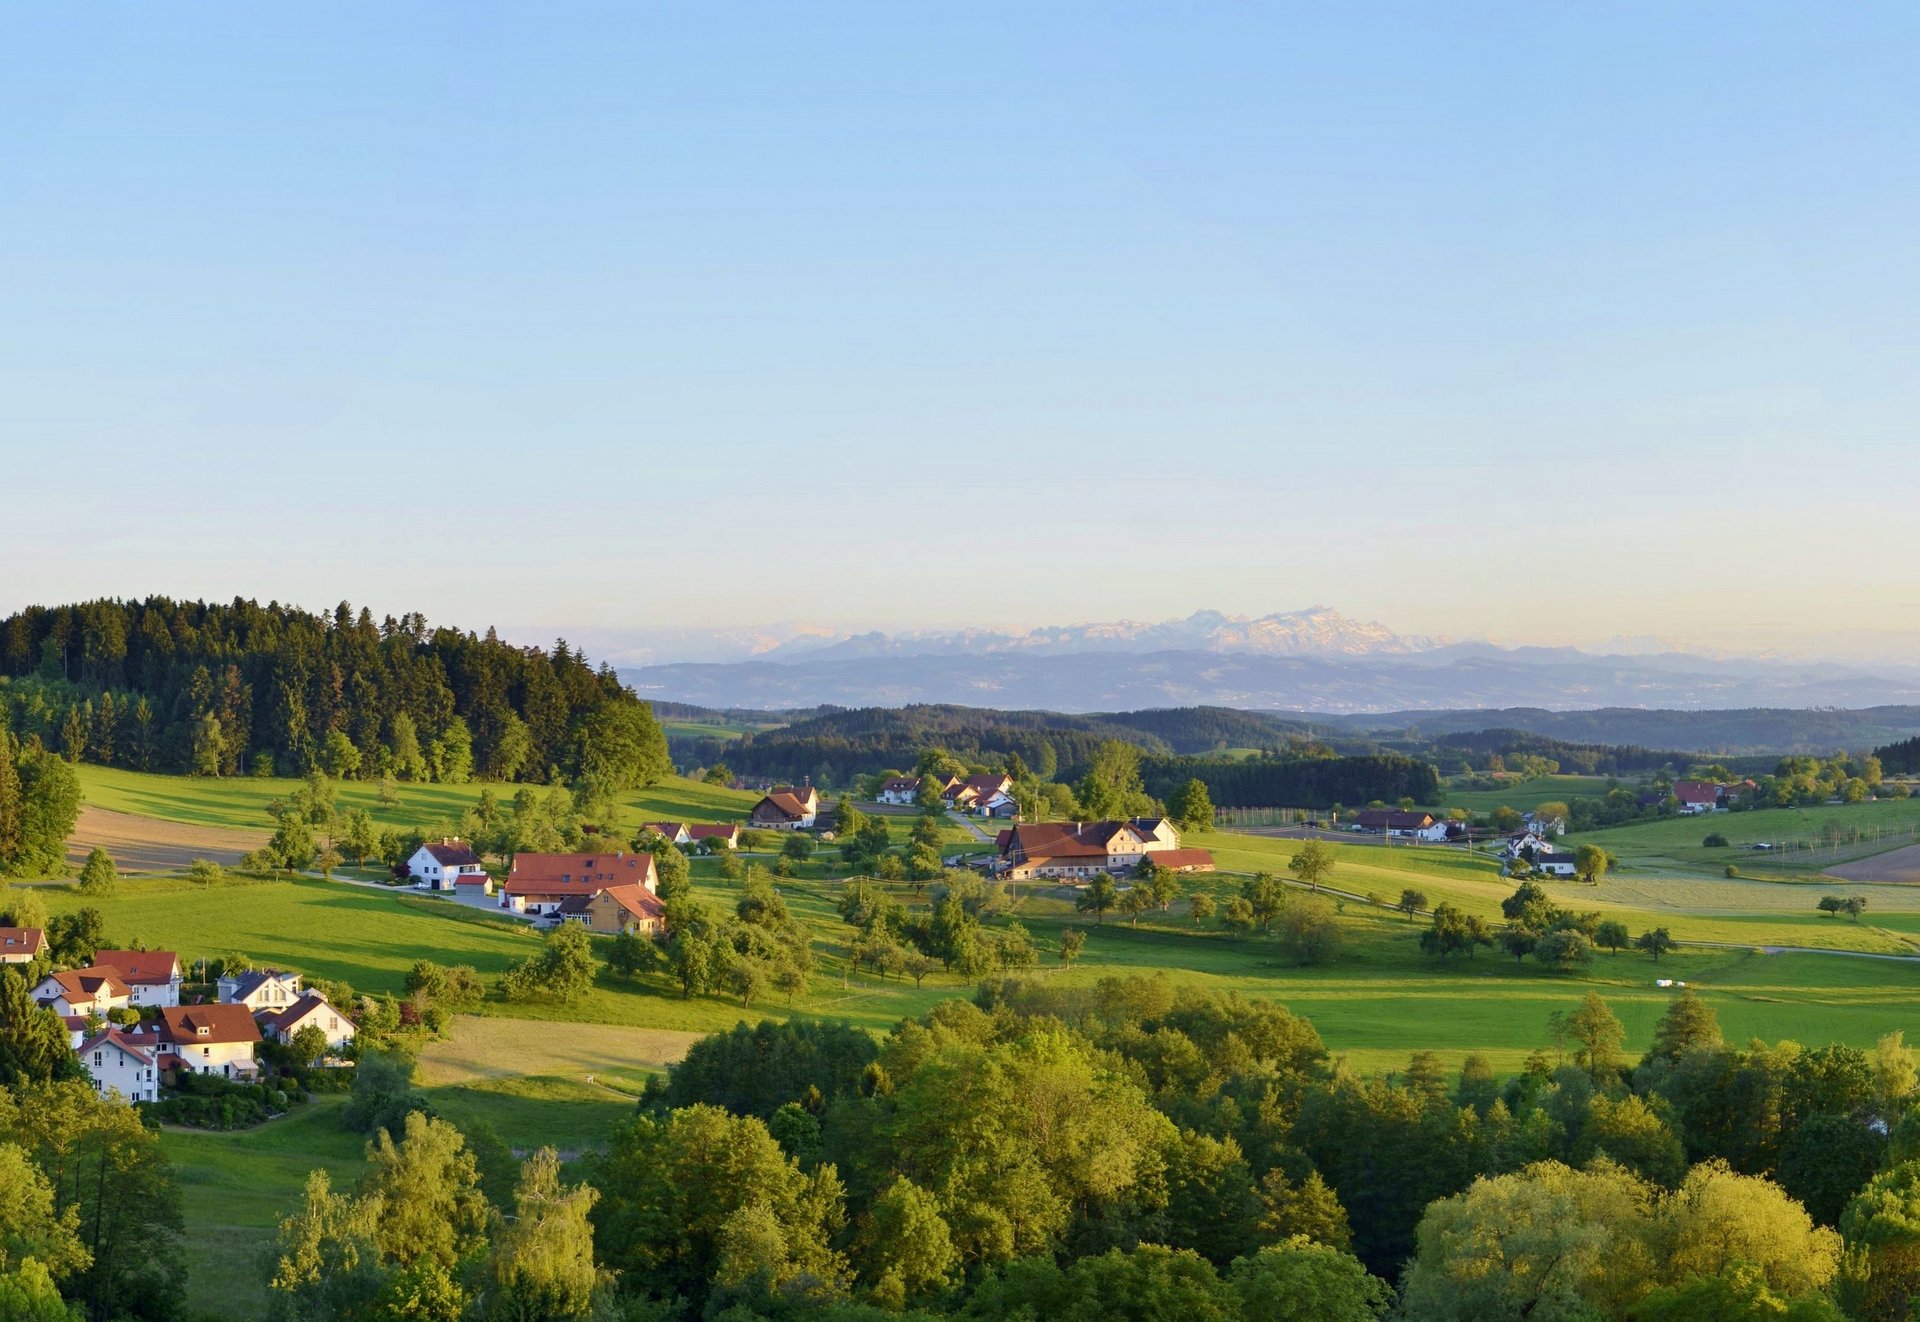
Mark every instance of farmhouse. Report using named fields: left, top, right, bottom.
left=33, top=967, right=132, bottom=1017
left=642, top=822, right=693, bottom=845
left=218, top=968, right=304, bottom=1012
left=998, top=820, right=1210, bottom=882
left=157, top=1004, right=260, bottom=1079
left=259, top=992, right=355, bottom=1060
left=749, top=786, right=819, bottom=830
left=93, top=949, right=183, bottom=1007
left=407, top=839, right=488, bottom=891
left=78, top=1028, right=159, bottom=1103
left=686, top=823, right=740, bottom=850
left=0, top=927, right=43, bottom=965
left=876, top=776, right=922, bottom=806
left=584, top=882, right=667, bottom=937
left=503, top=850, right=658, bottom=918
left=1673, top=781, right=1722, bottom=814
left=1353, top=809, right=1446, bottom=840
left=1531, top=849, right=1579, bottom=878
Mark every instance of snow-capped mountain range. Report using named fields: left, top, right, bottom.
left=601, top=607, right=1920, bottom=714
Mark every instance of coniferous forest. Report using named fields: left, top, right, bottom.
left=0, top=597, right=670, bottom=788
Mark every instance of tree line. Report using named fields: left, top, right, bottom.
left=0, top=596, right=669, bottom=795
left=262, top=974, right=1920, bottom=1320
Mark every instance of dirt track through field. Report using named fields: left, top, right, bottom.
left=1830, top=843, right=1920, bottom=884
left=64, top=806, right=270, bottom=875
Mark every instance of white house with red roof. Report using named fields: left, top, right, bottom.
left=876, top=775, right=923, bottom=806
left=503, top=851, right=659, bottom=919
left=1672, top=781, right=1723, bottom=814
left=92, top=949, right=182, bottom=1007
left=0, top=927, right=44, bottom=965
left=996, top=819, right=1210, bottom=882
left=407, top=839, right=489, bottom=891
left=78, top=1027, right=160, bottom=1103
left=641, top=822, right=693, bottom=846
left=686, top=823, right=740, bottom=851
left=33, top=967, right=132, bottom=1017
left=158, top=1005, right=261, bottom=1079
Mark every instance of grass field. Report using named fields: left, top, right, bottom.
left=117, top=817, right=1920, bottom=1319
left=1572, top=799, right=1920, bottom=879
left=74, top=764, right=761, bottom=835
left=1435, top=773, right=1619, bottom=815
left=162, top=1096, right=367, bottom=1317
left=59, top=778, right=1920, bottom=1318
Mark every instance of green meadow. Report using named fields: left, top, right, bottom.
left=46, top=782, right=1920, bottom=1316
left=74, top=763, right=762, bottom=834
left=1432, top=773, right=1616, bottom=815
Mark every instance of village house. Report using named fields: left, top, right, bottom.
left=641, top=822, right=693, bottom=846
left=157, top=1004, right=261, bottom=1079
left=952, top=773, right=1017, bottom=817
left=1531, top=848, right=1580, bottom=878
left=77, top=1027, right=159, bottom=1103
left=686, top=823, right=740, bottom=851
left=93, top=949, right=183, bottom=1008
left=259, top=992, right=356, bottom=1061
left=876, top=775, right=922, bottom=806
left=503, top=850, right=658, bottom=919
left=1673, top=781, right=1723, bottom=814
left=1142, top=848, right=1218, bottom=874
left=584, top=882, right=668, bottom=937
left=218, top=968, right=304, bottom=1012
left=997, top=819, right=1210, bottom=882
left=1353, top=809, right=1448, bottom=840
left=0, top=927, right=43, bottom=965
left=749, top=785, right=819, bottom=830
left=407, top=839, right=489, bottom=891
left=33, top=967, right=132, bottom=1018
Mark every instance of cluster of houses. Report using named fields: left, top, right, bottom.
left=9, top=930, right=357, bottom=1106
left=876, top=772, right=1018, bottom=818
left=991, top=818, right=1215, bottom=882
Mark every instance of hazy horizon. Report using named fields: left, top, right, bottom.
left=7, top=5, right=1920, bottom=656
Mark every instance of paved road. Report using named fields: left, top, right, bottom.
left=1680, top=939, right=1920, bottom=962
left=945, top=811, right=995, bottom=844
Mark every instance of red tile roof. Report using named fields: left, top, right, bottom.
left=0, top=928, right=43, bottom=959
left=1146, top=848, right=1215, bottom=870
left=643, top=822, right=689, bottom=839
left=1004, top=823, right=1109, bottom=859
left=1673, top=781, right=1721, bottom=805
left=78, top=1027, right=155, bottom=1066
left=161, top=1004, right=262, bottom=1046
left=755, top=792, right=814, bottom=821
left=597, top=883, right=666, bottom=924
left=92, top=949, right=180, bottom=987
left=686, top=823, right=739, bottom=841
left=41, top=967, right=131, bottom=1006
left=506, top=851, right=657, bottom=898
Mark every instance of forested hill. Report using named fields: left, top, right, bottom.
left=677, top=704, right=1345, bottom=785
left=0, top=598, right=669, bottom=788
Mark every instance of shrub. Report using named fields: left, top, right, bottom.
left=1703, top=833, right=1730, bottom=848
left=1725, top=865, right=1740, bottom=878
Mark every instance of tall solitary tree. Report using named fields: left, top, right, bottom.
left=77, top=846, right=117, bottom=898
left=1289, top=840, right=1335, bottom=894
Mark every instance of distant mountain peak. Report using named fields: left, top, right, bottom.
left=760, top=606, right=1445, bottom=662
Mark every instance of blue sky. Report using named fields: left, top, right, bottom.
left=4, top=4, right=1919, bottom=656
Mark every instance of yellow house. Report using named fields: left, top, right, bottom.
left=585, top=883, right=665, bottom=937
